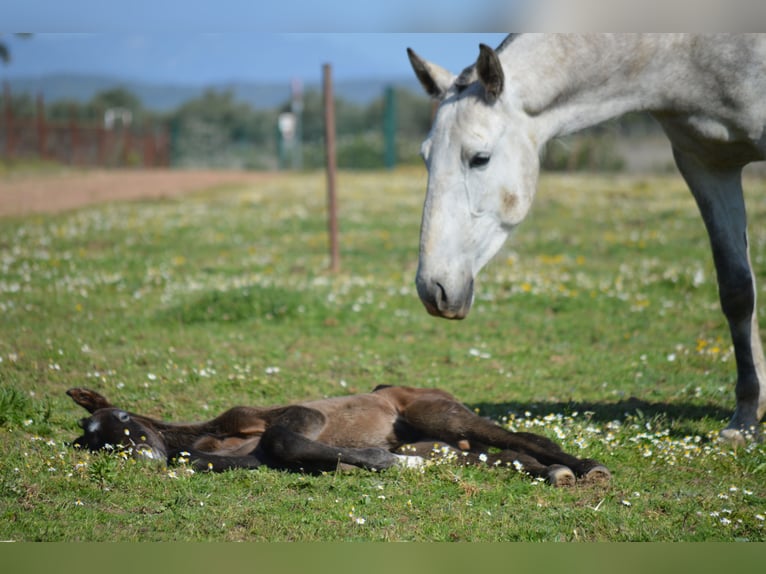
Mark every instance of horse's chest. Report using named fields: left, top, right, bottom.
left=657, top=113, right=765, bottom=166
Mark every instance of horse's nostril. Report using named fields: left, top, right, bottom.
left=434, top=282, right=448, bottom=311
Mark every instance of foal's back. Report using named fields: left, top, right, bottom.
left=294, top=386, right=458, bottom=449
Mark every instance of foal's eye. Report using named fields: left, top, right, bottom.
left=469, top=153, right=491, bottom=169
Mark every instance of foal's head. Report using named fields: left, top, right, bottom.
left=73, top=408, right=167, bottom=462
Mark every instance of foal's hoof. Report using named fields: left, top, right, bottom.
left=546, top=465, right=576, bottom=487
left=581, top=465, right=611, bottom=485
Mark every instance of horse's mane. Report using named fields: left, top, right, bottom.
left=495, top=33, right=520, bottom=54
left=455, top=34, right=520, bottom=93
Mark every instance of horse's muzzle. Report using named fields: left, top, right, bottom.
left=416, top=274, right=474, bottom=319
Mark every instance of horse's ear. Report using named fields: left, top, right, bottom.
left=407, top=48, right=455, bottom=100
left=476, top=43, right=504, bottom=103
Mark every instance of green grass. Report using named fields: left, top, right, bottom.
left=1, top=168, right=765, bottom=541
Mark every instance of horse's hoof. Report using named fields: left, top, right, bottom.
left=581, top=465, right=611, bottom=485
left=718, top=428, right=751, bottom=448
left=547, top=465, right=575, bottom=487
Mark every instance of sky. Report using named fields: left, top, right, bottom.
left=1, top=0, right=518, bottom=85
left=0, top=33, right=510, bottom=86
left=5, top=1, right=520, bottom=33
left=3, top=0, right=754, bottom=86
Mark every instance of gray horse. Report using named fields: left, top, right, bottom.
left=408, top=34, right=766, bottom=444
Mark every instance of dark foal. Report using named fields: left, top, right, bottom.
left=67, top=385, right=610, bottom=486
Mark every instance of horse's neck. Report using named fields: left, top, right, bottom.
left=503, top=34, right=678, bottom=142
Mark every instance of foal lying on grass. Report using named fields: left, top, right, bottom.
left=67, top=385, right=610, bottom=486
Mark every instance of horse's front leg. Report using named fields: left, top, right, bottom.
left=673, top=148, right=766, bottom=443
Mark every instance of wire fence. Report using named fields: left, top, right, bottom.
left=1, top=84, right=170, bottom=168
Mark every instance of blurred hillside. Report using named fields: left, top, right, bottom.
left=5, top=73, right=422, bottom=111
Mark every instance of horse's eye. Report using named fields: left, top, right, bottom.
left=469, top=154, right=490, bottom=169
left=117, top=411, right=130, bottom=423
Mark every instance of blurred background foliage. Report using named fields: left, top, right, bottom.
left=1, top=80, right=666, bottom=172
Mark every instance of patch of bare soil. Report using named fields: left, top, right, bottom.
left=0, top=169, right=278, bottom=217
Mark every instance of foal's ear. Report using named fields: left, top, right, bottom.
left=407, top=48, right=456, bottom=100
left=67, top=388, right=113, bottom=413
left=476, top=43, right=504, bottom=103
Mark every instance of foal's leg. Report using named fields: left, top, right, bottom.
left=398, top=441, right=579, bottom=486
left=257, top=406, right=401, bottom=472
left=673, top=148, right=766, bottom=443
left=400, top=399, right=609, bottom=484
left=170, top=448, right=265, bottom=472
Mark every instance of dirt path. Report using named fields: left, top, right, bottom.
left=0, top=169, right=278, bottom=217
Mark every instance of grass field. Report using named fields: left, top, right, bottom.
left=1, top=168, right=765, bottom=541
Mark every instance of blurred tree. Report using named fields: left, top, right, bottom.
left=172, top=89, right=277, bottom=141
left=2, top=92, right=35, bottom=117
left=364, top=88, right=432, bottom=139
left=34, top=83, right=436, bottom=169
left=281, top=90, right=370, bottom=143
left=89, top=87, right=143, bottom=114
left=47, top=99, right=86, bottom=121
left=392, top=89, right=433, bottom=138
left=167, top=89, right=280, bottom=168
left=275, top=86, right=434, bottom=169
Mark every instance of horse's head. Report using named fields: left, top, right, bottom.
left=408, top=43, right=539, bottom=319
left=73, top=407, right=167, bottom=462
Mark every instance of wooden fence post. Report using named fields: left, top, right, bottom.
left=122, top=129, right=133, bottom=166
left=36, top=94, right=47, bottom=158
left=142, top=125, right=155, bottom=167
left=68, top=104, right=79, bottom=165
left=323, top=63, right=340, bottom=273
left=4, top=82, right=14, bottom=158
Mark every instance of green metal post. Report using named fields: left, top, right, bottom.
left=383, top=85, right=397, bottom=169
